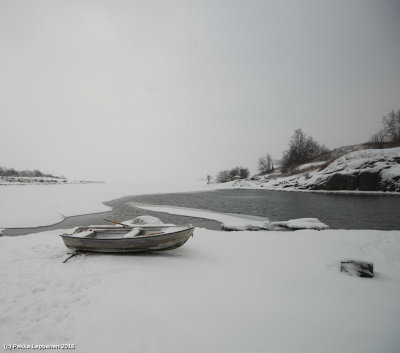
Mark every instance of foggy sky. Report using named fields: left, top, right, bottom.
left=1, top=0, right=400, bottom=183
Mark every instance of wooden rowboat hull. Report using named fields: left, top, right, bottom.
left=60, top=227, right=194, bottom=253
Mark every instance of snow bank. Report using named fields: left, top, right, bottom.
left=132, top=203, right=328, bottom=231
left=272, top=218, right=329, bottom=230
left=131, top=203, right=272, bottom=229
left=220, top=221, right=273, bottom=231
left=1, top=228, right=399, bottom=353
left=130, top=203, right=241, bottom=223
left=0, top=181, right=206, bottom=228
left=295, top=161, right=326, bottom=171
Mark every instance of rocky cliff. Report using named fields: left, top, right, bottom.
left=228, top=147, right=400, bottom=192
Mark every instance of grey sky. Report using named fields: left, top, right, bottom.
left=1, top=0, right=399, bottom=182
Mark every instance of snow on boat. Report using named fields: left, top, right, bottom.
left=60, top=216, right=194, bottom=253
left=60, top=225, right=194, bottom=253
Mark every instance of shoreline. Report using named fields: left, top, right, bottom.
left=1, top=210, right=113, bottom=236
left=0, top=182, right=400, bottom=236
left=0, top=181, right=209, bottom=229
left=214, top=183, right=400, bottom=196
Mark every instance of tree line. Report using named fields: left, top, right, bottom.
left=257, top=128, right=328, bottom=174
left=216, top=167, right=250, bottom=183
left=0, top=166, right=59, bottom=178
left=215, top=128, right=327, bottom=183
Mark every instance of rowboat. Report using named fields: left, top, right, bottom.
left=60, top=224, right=194, bottom=253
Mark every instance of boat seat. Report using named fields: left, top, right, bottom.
left=75, top=230, right=96, bottom=238
left=123, top=228, right=142, bottom=238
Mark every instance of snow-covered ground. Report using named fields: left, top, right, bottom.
left=223, top=147, right=400, bottom=193
left=294, top=161, right=327, bottom=172
left=1, top=179, right=400, bottom=352
left=0, top=181, right=206, bottom=228
left=1, top=227, right=399, bottom=353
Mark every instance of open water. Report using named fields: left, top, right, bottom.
left=4, top=189, right=400, bottom=235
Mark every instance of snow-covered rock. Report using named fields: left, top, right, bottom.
left=272, top=218, right=329, bottom=230
left=220, top=220, right=273, bottom=231
left=227, top=147, right=400, bottom=193
left=340, top=260, right=374, bottom=278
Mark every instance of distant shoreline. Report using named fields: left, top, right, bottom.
left=0, top=180, right=105, bottom=186
left=215, top=183, right=400, bottom=196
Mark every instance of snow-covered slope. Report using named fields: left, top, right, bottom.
left=227, top=147, right=400, bottom=192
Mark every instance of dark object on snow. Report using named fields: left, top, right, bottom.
left=62, top=253, right=78, bottom=263
left=340, top=260, right=374, bottom=278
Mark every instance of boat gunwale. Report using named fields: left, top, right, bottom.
left=59, top=226, right=194, bottom=241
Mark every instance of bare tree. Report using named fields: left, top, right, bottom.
left=216, top=170, right=231, bottom=183
left=240, top=167, right=250, bottom=179
left=20, top=170, right=30, bottom=177
left=7, top=168, right=18, bottom=176
left=369, top=129, right=386, bottom=149
left=229, top=166, right=249, bottom=179
left=258, top=153, right=274, bottom=174
left=281, top=129, right=328, bottom=168
left=382, top=110, right=400, bottom=144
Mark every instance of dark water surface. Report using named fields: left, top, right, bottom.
left=4, top=189, right=400, bottom=236
left=123, top=189, right=400, bottom=230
